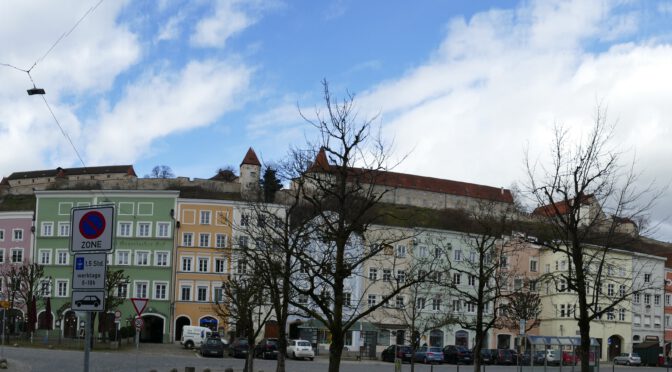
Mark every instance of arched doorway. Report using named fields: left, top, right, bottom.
left=199, top=316, right=218, bottom=331
left=175, top=316, right=190, bottom=342
left=455, top=330, right=469, bottom=347
left=430, top=330, right=444, bottom=347
left=37, top=311, right=53, bottom=330
left=608, top=335, right=622, bottom=360
left=498, top=334, right=512, bottom=349
left=140, top=314, right=165, bottom=343
left=64, top=311, right=78, bottom=338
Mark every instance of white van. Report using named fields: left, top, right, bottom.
left=180, top=326, right=212, bottom=349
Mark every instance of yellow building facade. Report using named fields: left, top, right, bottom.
left=173, top=199, right=235, bottom=342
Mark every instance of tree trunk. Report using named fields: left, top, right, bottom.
left=328, top=333, right=344, bottom=372
left=276, top=330, right=287, bottom=372
left=244, top=351, right=254, bottom=372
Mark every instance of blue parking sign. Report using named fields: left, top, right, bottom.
left=75, top=256, right=85, bottom=270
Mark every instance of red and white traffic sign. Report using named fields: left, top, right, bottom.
left=134, top=317, right=144, bottom=330
left=131, top=298, right=149, bottom=316
left=70, top=206, right=115, bottom=253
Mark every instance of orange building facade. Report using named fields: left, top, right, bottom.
left=173, top=199, right=235, bottom=342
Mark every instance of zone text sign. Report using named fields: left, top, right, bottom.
left=72, top=253, right=107, bottom=290
left=71, top=206, right=114, bottom=253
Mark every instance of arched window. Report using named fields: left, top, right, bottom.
left=430, top=329, right=444, bottom=347
left=455, top=330, right=469, bottom=347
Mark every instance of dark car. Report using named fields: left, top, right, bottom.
left=480, top=349, right=495, bottom=364
left=200, top=337, right=225, bottom=358
left=228, top=338, right=250, bottom=358
left=254, top=338, right=279, bottom=359
left=443, top=345, right=473, bottom=364
left=521, top=350, right=546, bottom=365
left=414, top=346, right=444, bottom=364
left=381, top=345, right=413, bottom=363
left=495, top=349, right=515, bottom=365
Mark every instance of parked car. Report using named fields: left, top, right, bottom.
left=495, top=349, right=515, bottom=365
left=480, top=349, right=496, bottom=364
left=562, top=351, right=578, bottom=365
left=546, top=349, right=561, bottom=365
left=286, top=339, right=315, bottom=360
left=254, top=338, right=279, bottom=359
left=414, top=346, right=444, bottom=364
left=199, top=337, right=225, bottom=358
left=443, top=345, right=473, bottom=364
left=613, top=353, right=642, bottom=366
left=228, top=338, right=250, bottom=358
left=524, top=350, right=546, bottom=365
left=381, top=345, right=413, bottom=363
left=510, top=349, right=519, bottom=364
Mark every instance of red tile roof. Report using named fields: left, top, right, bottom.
left=308, top=148, right=513, bottom=203
left=240, top=147, right=261, bottom=166
left=532, top=194, right=594, bottom=217
left=6, top=165, right=136, bottom=180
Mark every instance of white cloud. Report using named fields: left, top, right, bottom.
left=85, top=59, right=252, bottom=164
left=353, top=0, right=672, bottom=241
left=190, top=0, right=259, bottom=48
left=157, top=12, right=186, bottom=42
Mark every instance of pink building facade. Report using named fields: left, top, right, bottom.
left=0, top=211, right=35, bottom=318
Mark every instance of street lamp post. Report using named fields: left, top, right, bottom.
left=55, top=319, right=61, bottom=345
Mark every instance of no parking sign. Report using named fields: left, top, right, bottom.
left=70, top=206, right=114, bottom=253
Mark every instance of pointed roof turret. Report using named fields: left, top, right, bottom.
left=308, top=147, right=331, bottom=172
left=240, top=147, right=261, bottom=166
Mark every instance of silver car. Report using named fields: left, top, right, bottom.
left=613, top=353, right=641, bottom=366
left=286, top=339, right=315, bottom=360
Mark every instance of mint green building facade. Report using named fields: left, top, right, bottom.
left=34, top=190, right=178, bottom=343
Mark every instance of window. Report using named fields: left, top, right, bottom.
left=396, top=245, right=406, bottom=258
left=157, top=222, right=170, bottom=238
left=214, top=287, right=224, bottom=303
left=500, top=255, right=508, bottom=268
left=297, top=294, right=308, bottom=304
left=467, top=302, right=476, bottom=313
left=416, top=297, right=426, bottom=309
left=11, top=249, right=23, bottom=263
left=236, top=260, right=247, bottom=274
left=154, top=282, right=168, bottom=300
left=0, top=229, right=3, bottom=241
left=56, top=250, right=68, bottom=265
left=607, top=284, right=614, bottom=296
left=644, top=274, right=651, bottom=283
left=216, top=234, right=228, bottom=248
left=454, top=249, right=462, bottom=261
left=344, top=292, right=351, bottom=307
left=40, top=279, right=51, bottom=296
left=645, top=293, right=651, bottom=304
left=0, top=249, right=3, bottom=264
left=396, top=296, right=405, bottom=309
left=200, top=211, right=211, bottom=225
left=644, top=315, right=651, bottom=327
left=607, top=309, right=615, bottom=321
left=155, top=252, right=168, bottom=266
left=257, top=215, right=266, bottom=227
left=118, top=222, right=132, bottom=237
left=607, top=265, right=614, bottom=275
left=633, top=314, right=641, bottom=326
left=137, top=222, right=151, bottom=237
left=418, top=246, right=427, bottom=257
left=619, top=308, right=626, bottom=321
left=396, top=270, right=406, bottom=283
left=197, top=286, right=208, bottom=302
left=12, top=229, right=23, bottom=241
left=368, top=295, right=377, bottom=308
left=41, top=222, right=53, bottom=236
left=180, top=286, right=191, bottom=301
left=198, top=257, right=209, bottom=272
left=667, top=294, right=672, bottom=306
left=545, top=264, right=550, bottom=273
left=655, top=316, right=662, bottom=328
left=468, top=275, right=476, bottom=286
left=655, top=295, right=661, bottom=305
left=181, top=257, right=193, bottom=272
left=452, top=273, right=461, bottom=285
left=619, top=285, right=626, bottom=297
left=199, top=233, right=210, bottom=247
left=468, top=251, right=476, bottom=262
left=383, top=269, right=391, bottom=282
left=634, top=293, right=640, bottom=304
left=39, top=249, right=51, bottom=265
left=530, top=280, right=538, bottom=292
left=369, top=268, right=378, bottom=281
left=117, top=283, right=128, bottom=298
left=238, top=236, right=249, bottom=249
left=559, top=279, right=567, bottom=292
left=116, top=251, right=130, bottom=265
left=56, top=280, right=68, bottom=297
left=135, top=282, right=148, bottom=298
left=182, top=233, right=193, bottom=247
left=619, top=267, right=626, bottom=277
left=667, top=315, right=672, bottom=328
left=215, top=258, right=226, bottom=273
left=514, top=278, right=523, bottom=291
left=452, top=299, right=461, bottom=312
left=135, top=251, right=149, bottom=266
left=530, top=260, right=538, bottom=272
left=58, top=222, right=70, bottom=237
left=240, top=214, right=250, bottom=226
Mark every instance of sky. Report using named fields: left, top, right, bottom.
left=1, top=0, right=671, bottom=241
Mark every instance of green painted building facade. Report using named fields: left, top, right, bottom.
left=34, top=190, right=178, bottom=343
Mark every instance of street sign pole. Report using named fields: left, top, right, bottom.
left=84, top=312, right=91, bottom=372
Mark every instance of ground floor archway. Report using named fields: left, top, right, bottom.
left=199, top=316, right=218, bottom=331
left=64, top=311, right=78, bottom=338
left=608, top=334, right=623, bottom=360
left=140, top=314, right=165, bottom=343
left=430, top=329, right=444, bottom=347
left=455, top=330, right=469, bottom=347
left=175, top=316, right=190, bottom=342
